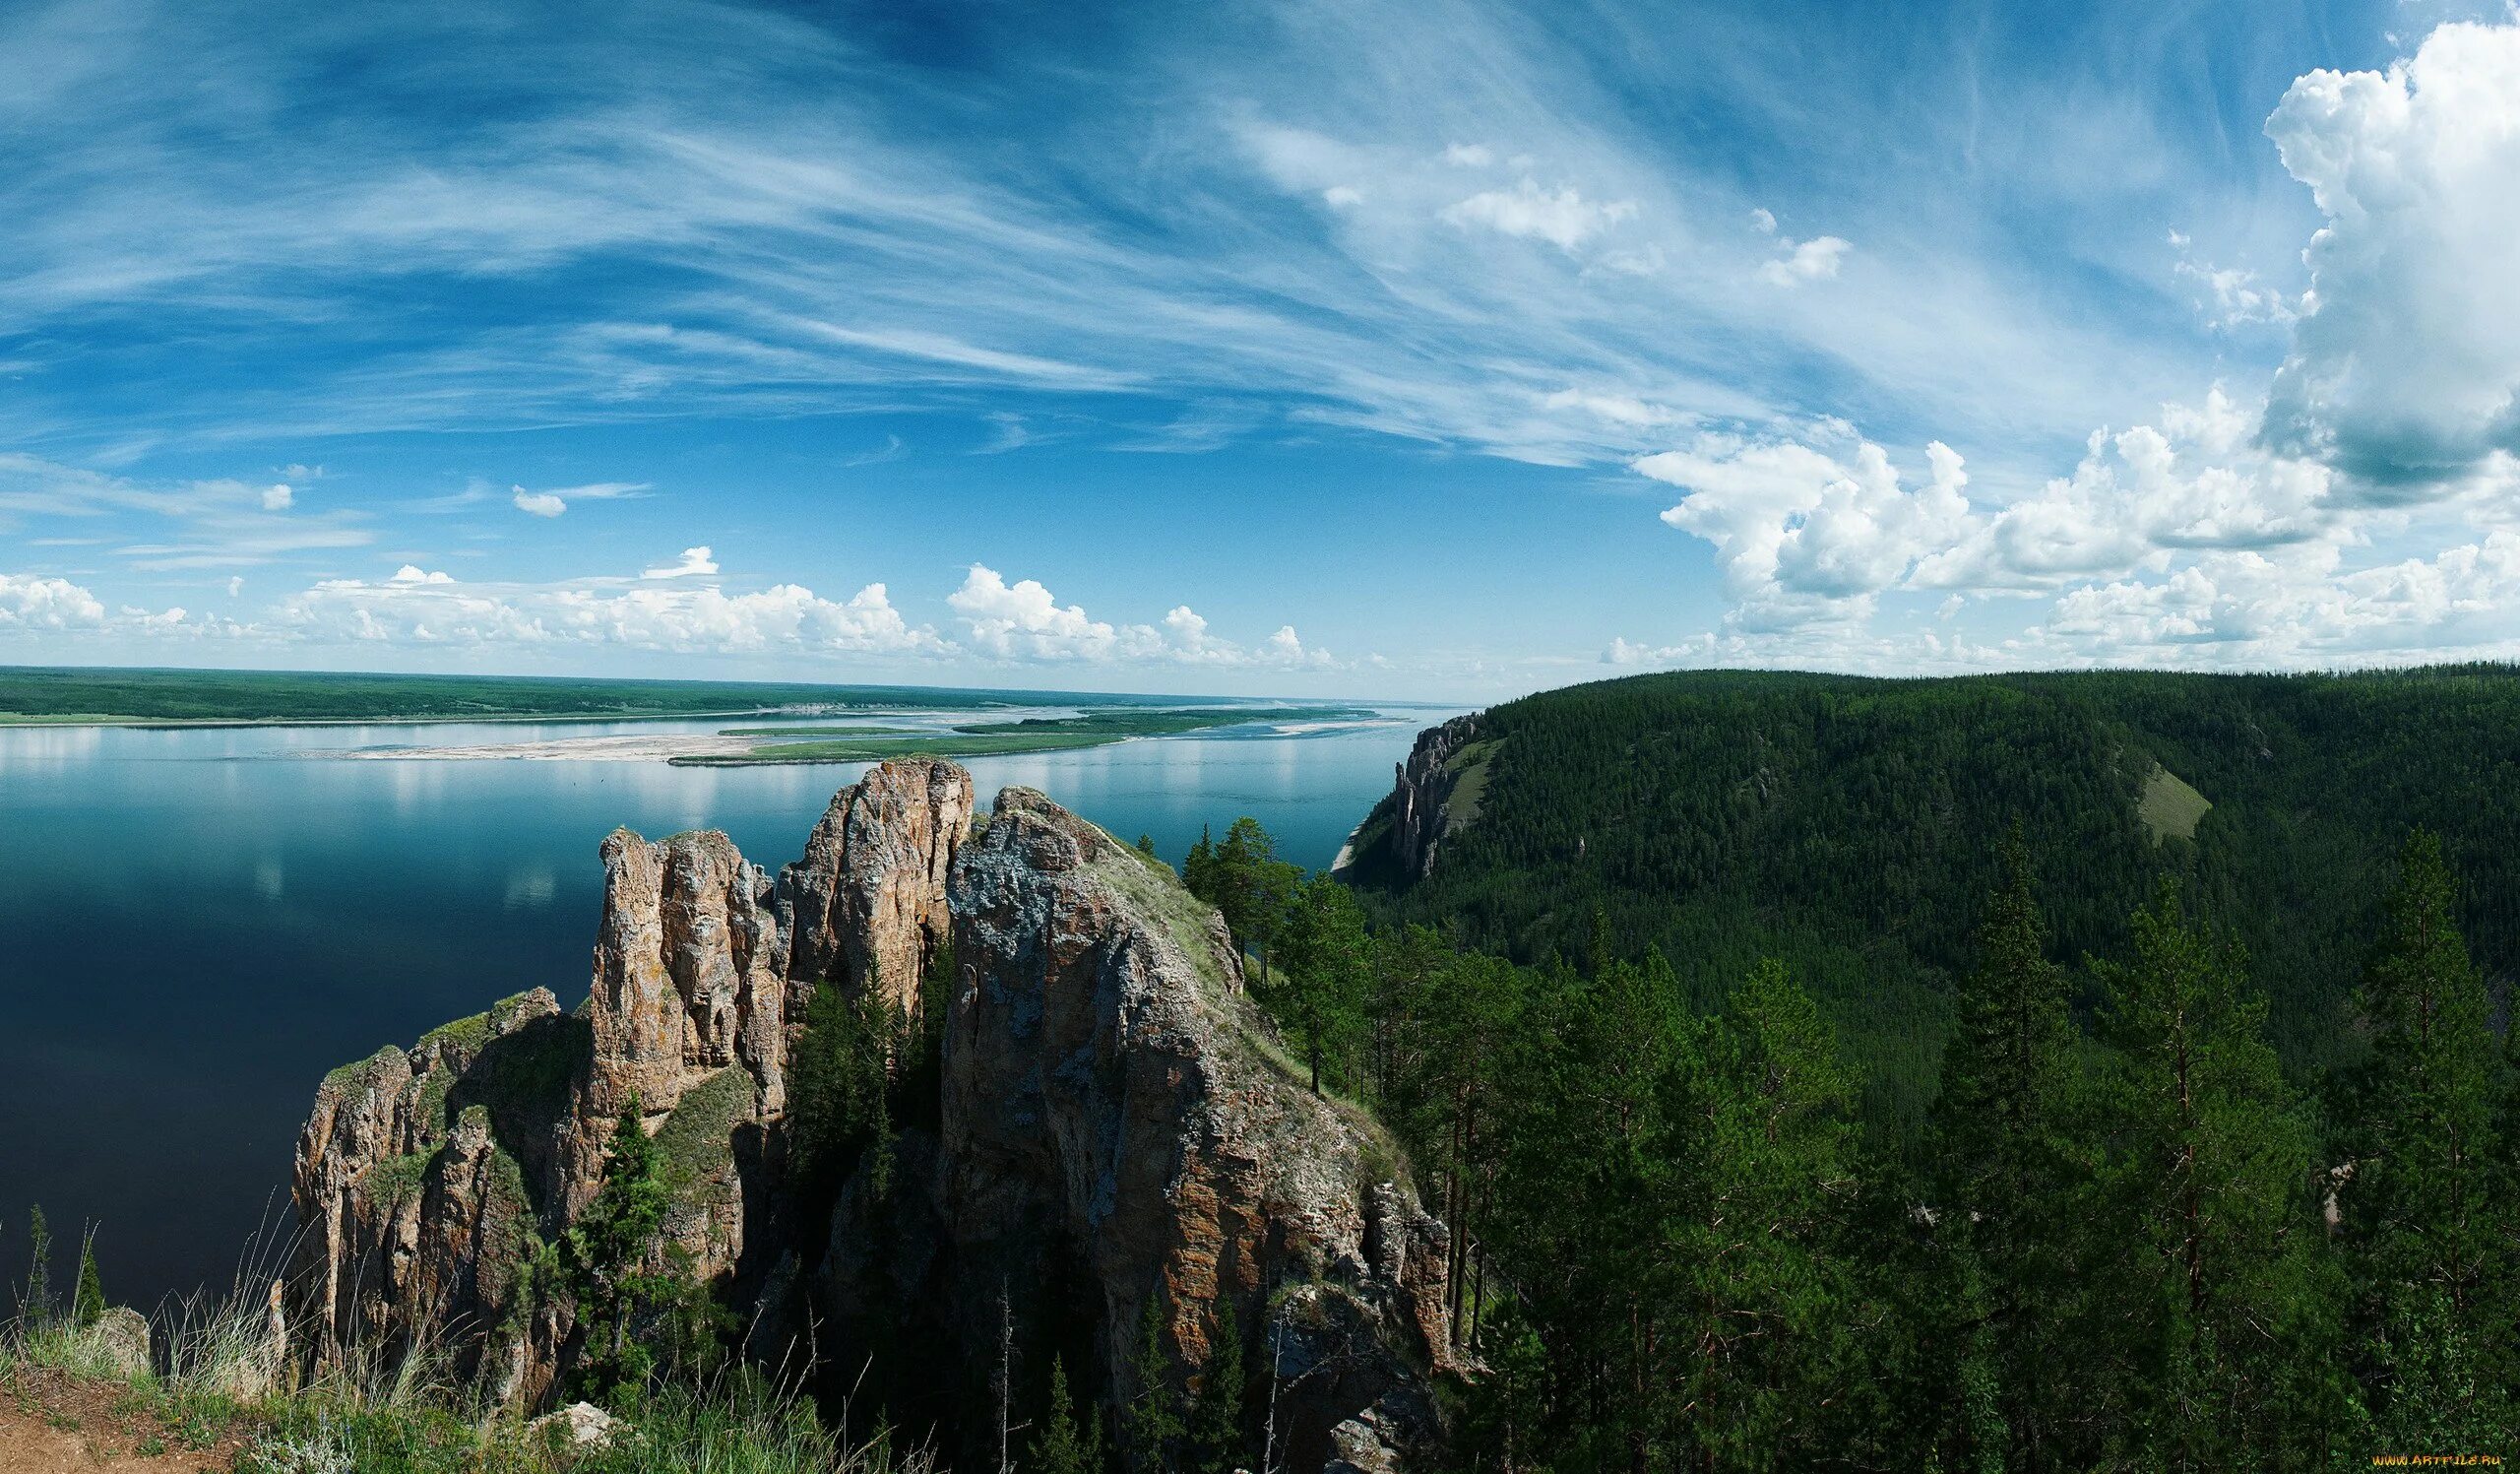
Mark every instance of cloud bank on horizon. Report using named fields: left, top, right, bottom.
left=3, top=0, right=2519, bottom=697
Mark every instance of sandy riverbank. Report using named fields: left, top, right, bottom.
left=301, top=733, right=768, bottom=761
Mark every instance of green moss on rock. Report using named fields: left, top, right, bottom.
left=369, top=1150, right=433, bottom=1207
left=418, top=1010, right=491, bottom=1057
left=323, top=1044, right=409, bottom=1094
left=655, top=1067, right=755, bottom=1194
left=417, top=1070, right=455, bottom=1139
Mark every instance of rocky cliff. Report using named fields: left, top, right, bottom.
left=288, top=760, right=1448, bottom=1470
left=1384, top=715, right=1485, bottom=880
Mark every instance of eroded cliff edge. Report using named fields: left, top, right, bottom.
left=288, top=759, right=1449, bottom=1471
left=1339, top=714, right=1487, bottom=884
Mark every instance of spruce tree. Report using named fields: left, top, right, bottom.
left=2340, top=830, right=2511, bottom=1445
left=73, top=1229, right=105, bottom=1328
left=1032, top=1356, right=1102, bottom=1474
left=1189, top=1296, right=1245, bottom=1474
left=565, top=1095, right=672, bottom=1402
left=1666, top=957, right=1864, bottom=1469
left=1929, top=837, right=2082, bottom=1471
left=1180, top=827, right=1218, bottom=907
left=790, top=977, right=897, bottom=1200
left=2084, top=882, right=2320, bottom=1469
left=1126, top=1295, right=1183, bottom=1472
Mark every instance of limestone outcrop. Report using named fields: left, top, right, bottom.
left=287, top=759, right=1448, bottom=1471
left=778, top=756, right=971, bottom=1019
left=925, top=787, right=1453, bottom=1471
left=291, top=987, right=575, bottom=1395
left=563, top=828, right=784, bottom=1209
left=1386, top=715, right=1483, bottom=879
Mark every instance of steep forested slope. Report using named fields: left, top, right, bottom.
left=1346, top=666, right=2520, bottom=1124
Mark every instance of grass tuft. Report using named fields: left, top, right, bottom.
left=6, top=1243, right=936, bottom=1474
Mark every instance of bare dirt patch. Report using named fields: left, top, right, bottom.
left=0, top=1369, right=244, bottom=1473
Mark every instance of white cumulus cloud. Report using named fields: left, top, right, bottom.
left=2261, top=22, right=2520, bottom=494
left=1638, top=427, right=1972, bottom=627
left=948, top=565, right=1337, bottom=668
left=642, top=546, right=720, bottom=580
left=949, top=565, right=1120, bottom=661
left=284, top=571, right=944, bottom=657
left=0, top=572, right=108, bottom=630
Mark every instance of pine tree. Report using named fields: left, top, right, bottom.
left=1405, top=947, right=1519, bottom=1351
left=2083, top=882, right=2320, bottom=1469
left=1666, top=957, right=1864, bottom=1468
left=73, top=1229, right=105, bottom=1327
left=1929, top=836, right=2082, bottom=1471
left=1189, top=1296, right=1245, bottom=1474
left=2340, top=830, right=2512, bottom=1444
left=1203, top=818, right=1299, bottom=982
left=1272, top=874, right=1370, bottom=1094
left=1126, top=1296, right=1183, bottom=1472
left=1136, top=833, right=1159, bottom=860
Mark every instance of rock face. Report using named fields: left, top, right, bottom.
left=778, top=757, right=972, bottom=1019
left=287, top=760, right=1448, bottom=1471
left=564, top=828, right=784, bottom=1208
left=866, top=787, right=1453, bottom=1471
left=292, top=986, right=580, bottom=1400
left=291, top=761, right=969, bottom=1403
left=1387, top=715, right=1483, bottom=879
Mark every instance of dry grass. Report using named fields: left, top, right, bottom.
left=4, top=1247, right=932, bottom=1474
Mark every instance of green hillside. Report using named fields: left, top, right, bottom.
left=1347, top=665, right=2520, bottom=1128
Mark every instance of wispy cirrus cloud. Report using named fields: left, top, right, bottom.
left=510, top=481, right=648, bottom=518
left=0, top=0, right=2257, bottom=473
left=0, top=453, right=374, bottom=570
left=9, top=0, right=2515, bottom=691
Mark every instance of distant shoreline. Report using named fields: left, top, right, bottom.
left=0, top=707, right=792, bottom=731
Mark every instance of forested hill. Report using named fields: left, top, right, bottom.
left=1344, top=665, right=2520, bottom=1123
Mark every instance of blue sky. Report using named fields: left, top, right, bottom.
left=5, top=0, right=2519, bottom=699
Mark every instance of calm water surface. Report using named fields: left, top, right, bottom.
left=0, top=711, right=1441, bottom=1308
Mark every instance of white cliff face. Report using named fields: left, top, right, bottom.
left=290, top=762, right=1450, bottom=1472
